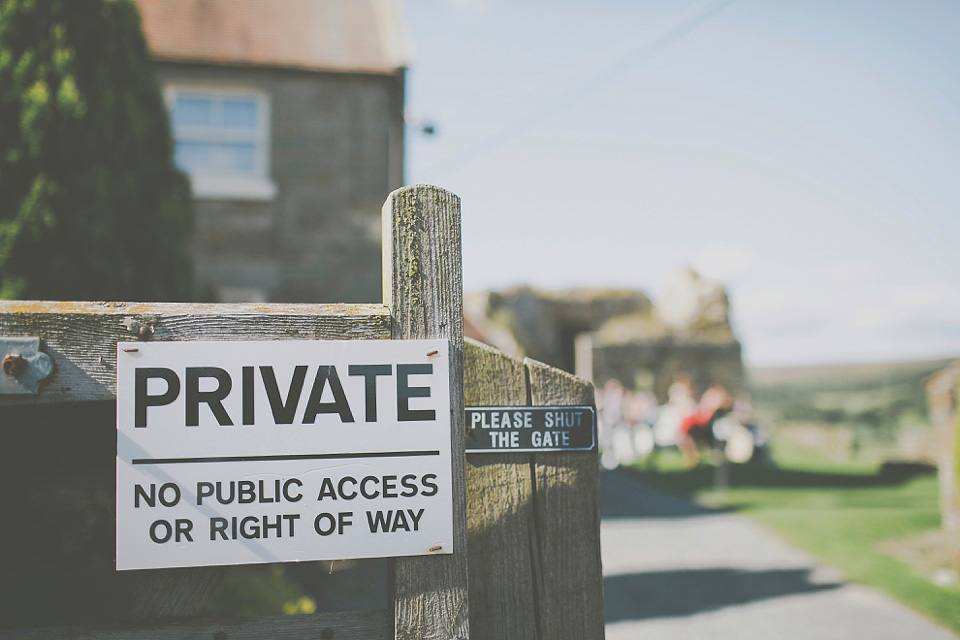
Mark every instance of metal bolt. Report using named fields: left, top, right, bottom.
left=321, top=629, right=335, bottom=640
left=213, top=631, right=228, bottom=640
left=2, top=354, right=27, bottom=377
left=123, top=317, right=155, bottom=340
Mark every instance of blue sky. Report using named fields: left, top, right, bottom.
left=400, top=0, right=960, bottom=367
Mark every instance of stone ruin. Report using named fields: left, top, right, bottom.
left=926, top=362, right=960, bottom=572
left=464, top=269, right=745, bottom=401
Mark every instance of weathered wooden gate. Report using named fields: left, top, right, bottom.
left=464, top=339, right=604, bottom=640
left=0, top=185, right=603, bottom=639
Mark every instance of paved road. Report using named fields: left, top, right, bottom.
left=601, top=468, right=957, bottom=640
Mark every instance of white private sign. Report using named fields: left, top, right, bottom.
left=115, top=339, right=453, bottom=571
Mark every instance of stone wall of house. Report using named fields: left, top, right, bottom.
left=155, top=63, right=404, bottom=303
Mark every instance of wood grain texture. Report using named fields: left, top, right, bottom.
left=0, top=301, right=391, bottom=406
left=1, top=608, right=390, bottom=640
left=383, top=185, right=469, bottom=639
left=526, top=358, right=605, bottom=640
left=463, top=339, right=538, bottom=640
left=462, top=343, right=605, bottom=640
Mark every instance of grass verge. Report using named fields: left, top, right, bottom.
left=631, top=446, right=960, bottom=635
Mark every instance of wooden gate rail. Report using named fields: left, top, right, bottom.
left=0, top=302, right=392, bottom=405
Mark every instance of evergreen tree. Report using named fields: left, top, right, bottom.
left=0, top=0, right=193, bottom=301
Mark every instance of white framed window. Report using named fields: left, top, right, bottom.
left=166, top=86, right=276, bottom=200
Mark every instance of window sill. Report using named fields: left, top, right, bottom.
left=190, top=175, right=278, bottom=201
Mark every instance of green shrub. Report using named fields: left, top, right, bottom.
left=0, top=0, right=193, bottom=301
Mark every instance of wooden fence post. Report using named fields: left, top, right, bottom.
left=926, top=363, right=960, bottom=579
left=927, top=363, right=960, bottom=534
left=383, top=185, right=470, bottom=639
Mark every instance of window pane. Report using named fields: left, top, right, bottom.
left=169, top=88, right=267, bottom=180
left=174, top=96, right=212, bottom=129
left=222, top=99, right=258, bottom=130
left=210, top=143, right=257, bottom=174
left=174, top=141, right=211, bottom=173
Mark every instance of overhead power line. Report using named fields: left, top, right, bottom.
left=424, top=0, right=737, bottom=176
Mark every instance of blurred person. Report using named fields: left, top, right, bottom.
left=677, top=382, right=733, bottom=467
left=598, top=379, right=626, bottom=469
left=728, top=389, right=773, bottom=466
left=598, top=379, right=625, bottom=431
left=653, top=373, right=696, bottom=448
left=622, top=389, right=658, bottom=460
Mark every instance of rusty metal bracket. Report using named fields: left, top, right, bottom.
left=1, top=337, right=54, bottom=395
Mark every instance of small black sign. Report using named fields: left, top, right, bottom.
left=464, top=406, right=596, bottom=453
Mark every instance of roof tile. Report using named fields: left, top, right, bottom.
left=136, top=0, right=409, bottom=73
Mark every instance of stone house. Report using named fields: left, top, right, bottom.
left=137, top=0, right=408, bottom=303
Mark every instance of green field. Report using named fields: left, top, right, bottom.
left=633, top=447, right=960, bottom=635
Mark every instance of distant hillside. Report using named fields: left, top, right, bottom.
left=748, top=358, right=956, bottom=458
left=750, top=358, right=956, bottom=389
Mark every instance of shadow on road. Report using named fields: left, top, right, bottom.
left=604, top=567, right=841, bottom=623
left=600, top=468, right=721, bottom=520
